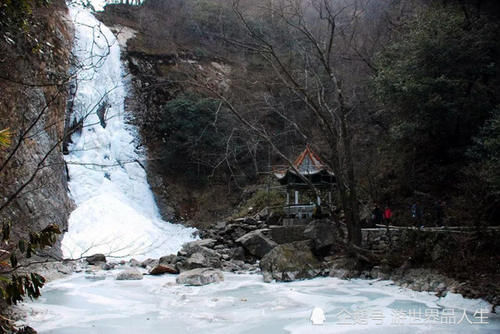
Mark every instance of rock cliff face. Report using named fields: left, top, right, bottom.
left=96, top=4, right=239, bottom=226
left=0, top=0, right=74, bottom=255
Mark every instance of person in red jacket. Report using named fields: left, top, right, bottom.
left=383, top=206, right=392, bottom=226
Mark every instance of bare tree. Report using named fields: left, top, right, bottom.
left=194, top=0, right=385, bottom=245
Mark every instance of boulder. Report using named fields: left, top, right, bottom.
left=327, top=256, right=360, bottom=279
left=129, top=258, right=142, bottom=267
left=303, top=220, right=338, bottom=253
left=176, top=248, right=221, bottom=271
left=179, top=239, right=217, bottom=255
left=222, top=223, right=250, bottom=240
left=329, top=268, right=352, bottom=279
left=369, top=266, right=389, bottom=280
left=236, top=229, right=277, bottom=259
left=149, top=264, right=178, bottom=275
left=187, top=252, right=215, bottom=267
left=159, top=254, right=179, bottom=265
left=221, top=261, right=243, bottom=272
left=140, top=258, right=158, bottom=269
left=103, top=263, right=116, bottom=271
left=85, top=253, right=106, bottom=265
left=176, top=268, right=224, bottom=286
left=85, top=272, right=107, bottom=281
left=257, top=207, right=270, bottom=220
left=260, top=240, right=322, bottom=282
left=116, top=268, right=143, bottom=280
left=215, top=221, right=227, bottom=230
left=270, top=225, right=307, bottom=244
left=228, top=247, right=246, bottom=261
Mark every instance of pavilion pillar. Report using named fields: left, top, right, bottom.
left=286, top=192, right=290, bottom=205
left=294, top=191, right=299, bottom=205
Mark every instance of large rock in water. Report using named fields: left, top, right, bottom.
left=176, top=268, right=224, bottom=286
left=116, top=268, right=143, bottom=280
left=303, top=219, right=338, bottom=253
left=236, top=229, right=277, bottom=258
left=260, top=240, right=322, bottom=282
left=177, top=239, right=221, bottom=271
left=149, top=264, right=178, bottom=275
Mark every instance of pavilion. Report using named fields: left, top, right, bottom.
left=273, top=146, right=335, bottom=219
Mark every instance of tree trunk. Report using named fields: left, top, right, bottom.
left=343, top=124, right=361, bottom=245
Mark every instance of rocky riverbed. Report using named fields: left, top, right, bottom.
left=11, top=214, right=500, bottom=333
left=16, top=214, right=500, bottom=317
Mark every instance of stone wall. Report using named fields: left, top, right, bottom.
left=361, top=228, right=395, bottom=251
left=361, top=227, right=500, bottom=260
left=270, top=225, right=308, bottom=244
left=270, top=221, right=500, bottom=262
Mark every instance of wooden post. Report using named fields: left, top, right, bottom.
left=295, top=190, right=299, bottom=205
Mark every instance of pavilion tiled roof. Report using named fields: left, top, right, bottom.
left=274, top=146, right=334, bottom=179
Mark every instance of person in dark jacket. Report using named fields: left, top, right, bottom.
left=411, top=202, right=423, bottom=225
left=372, top=203, right=383, bottom=227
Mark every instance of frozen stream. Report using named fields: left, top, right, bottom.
left=21, top=272, right=500, bottom=333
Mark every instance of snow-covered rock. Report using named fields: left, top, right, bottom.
left=176, top=268, right=224, bottom=286
left=116, top=268, right=143, bottom=280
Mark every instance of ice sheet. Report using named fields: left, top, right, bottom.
left=20, top=273, right=500, bottom=333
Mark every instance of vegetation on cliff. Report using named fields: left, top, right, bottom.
left=100, top=0, right=499, bottom=231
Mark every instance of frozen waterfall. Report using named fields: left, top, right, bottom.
left=62, top=4, right=196, bottom=260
